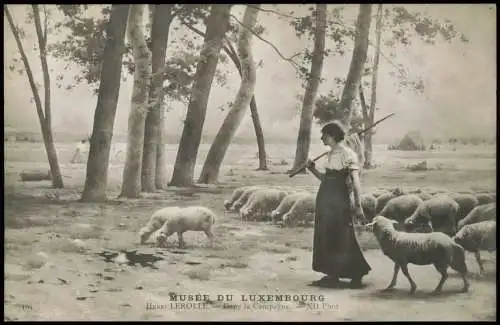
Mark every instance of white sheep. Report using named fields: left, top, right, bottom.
left=282, top=193, right=316, bottom=227
left=448, top=193, right=479, bottom=222
left=379, top=194, right=423, bottom=230
left=366, top=215, right=469, bottom=294
left=240, top=188, right=289, bottom=221
left=224, top=186, right=260, bottom=211
left=270, top=191, right=310, bottom=224
left=452, top=220, right=496, bottom=275
left=361, top=194, right=377, bottom=221
left=138, top=206, right=183, bottom=244
left=230, top=186, right=264, bottom=212
left=375, top=192, right=401, bottom=214
left=457, top=203, right=496, bottom=230
left=155, top=206, right=216, bottom=249
left=404, top=196, right=459, bottom=236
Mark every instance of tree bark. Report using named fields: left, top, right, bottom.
left=198, top=5, right=259, bottom=184
left=6, top=6, right=64, bottom=189
left=364, top=4, right=383, bottom=169
left=169, top=4, right=232, bottom=187
left=120, top=4, right=152, bottom=198
left=141, top=5, right=173, bottom=192
left=81, top=5, right=129, bottom=202
left=290, top=3, right=327, bottom=174
left=339, top=4, right=372, bottom=128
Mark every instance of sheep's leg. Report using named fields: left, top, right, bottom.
left=383, top=263, right=400, bottom=291
left=400, top=264, right=417, bottom=294
left=204, top=229, right=214, bottom=246
left=432, top=264, right=448, bottom=294
left=177, top=232, right=185, bottom=249
left=474, top=251, right=485, bottom=276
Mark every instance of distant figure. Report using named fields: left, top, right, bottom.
left=70, top=139, right=89, bottom=164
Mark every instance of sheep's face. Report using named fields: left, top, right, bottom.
left=365, top=215, right=397, bottom=233
left=223, top=200, right=232, bottom=210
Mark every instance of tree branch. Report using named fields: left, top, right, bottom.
left=43, top=5, right=48, bottom=45
left=229, top=14, right=301, bottom=70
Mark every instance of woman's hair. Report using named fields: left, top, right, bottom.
left=321, top=121, right=345, bottom=142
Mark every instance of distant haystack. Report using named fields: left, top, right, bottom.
left=390, top=131, right=426, bottom=151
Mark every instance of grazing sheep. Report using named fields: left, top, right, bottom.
left=457, top=203, right=496, bottom=230
left=404, top=196, right=459, bottom=236
left=138, top=206, right=183, bottom=244
left=379, top=194, right=424, bottom=230
left=376, top=192, right=401, bottom=214
left=224, top=186, right=260, bottom=211
left=448, top=193, right=479, bottom=222
left=476, top=193, right=495, bottom=205
left=366, top=215, right=469, bottom=294
left=452, top=221, right=496, bottom=275
left=361, top=194, right=378, bottom=221
left=230, top=186, right=264, bottom=212
left=240, top=188, right=289, bottom=221
left=270, top=191, right=310, bottom=224
left=282, top=194, right=316, bottom=227
left=155, top=206, right=216, bottom=248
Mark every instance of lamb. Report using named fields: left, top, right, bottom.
left=379, top=194, right=423, bottom=230
left=138, top=206, right=183, bottom=244
left=270, top=191, right=310, bottom=224
left=240, top=188, right=289, bottom=221
left=155, top=206, right=216, bottom=249
left=404, top=196, right=459, bottom=236
left=475, top=193, right=495, bottom=205
left=366, top=215, right=469, bottom=294
left=448, top=193, right=479, bottom=222
left=230, top=186, right=264, bottom=212
left=224, top=186, right=260, bottom=211
left=361, top=194, right=377, bottom=221
left=457, top=203, right=496, bottom=230
left=282, top=193, right=316, bottom=227
left=452, top=220, right=496, bottom=275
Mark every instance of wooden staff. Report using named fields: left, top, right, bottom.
left=288, top=113, right=395, bottom=178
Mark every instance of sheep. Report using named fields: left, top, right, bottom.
left=155, top=206, right=216, bottom=249
left=371, top=189, right=390, bottom=198
left=375, top=192, right=401, bottom=214
left=361, top=194, right=378, bottom=221
left=224, top=186, right=260, bottom=211
left=417, top=192, right=433, bottom=201
left=452, top=220, right=496, bottom=275
left=404, top=196, right=459, bottom=236
left=475, top=193, right=495, bottom=205
left=366, top=215, right=469, bottom=294
left=282, top=193, right=316, bottom=227
left=230, top=186, right=264, bottom=212
left=138, top=206, right=183, bottom=244
left=270, top=191, right=310, bottom=224
left=379, top=194, right=424, bottom=230
left=240, top=188, right=289, bottom=221
left=457, top=203, right=496, bottom=230
left=448, top=193, right=479, bottom=222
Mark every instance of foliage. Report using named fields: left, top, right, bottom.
left=312, top=90, right=363, bottom=127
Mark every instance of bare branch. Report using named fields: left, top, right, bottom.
left=229, top=14, right=301, bottom=70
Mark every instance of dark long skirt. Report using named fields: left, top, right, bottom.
left=312, top=168, right=371, bottom=279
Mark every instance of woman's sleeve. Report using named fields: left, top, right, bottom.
left=343, top=147, right=360, bottom=171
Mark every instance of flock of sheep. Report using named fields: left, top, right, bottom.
left=136, top=184, right=496, bottom=294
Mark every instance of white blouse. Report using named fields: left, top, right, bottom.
left=322, top=142, right=360, bottom=171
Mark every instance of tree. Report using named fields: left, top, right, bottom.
left=141, top=5, right=174, bottom=192
left=81, top=5, right=130, bottom=202
left=120, top=4, right=152, bottom=198
left=289, top=4, right=327, bottom=174
left=169, top=5, right=232, bottom=187
left=5, top=5, right=64, bottom=188
left=198, top=5, right=259, bottom=184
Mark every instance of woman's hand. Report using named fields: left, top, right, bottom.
left=305, top=159, right=316, bottom=170
left=354, top=205, right=366, bottom=225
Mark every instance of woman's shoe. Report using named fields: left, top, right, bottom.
left=311, top=276, right=339, bottom=288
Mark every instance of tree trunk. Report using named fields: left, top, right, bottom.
left=181, top=22, right=269, bottom=171
left=290, top=3, right=327, bottom=174
left=6, top=6, right=64, bottom=188
left=339, top=4, right=372, bottom=128
left=358, top=84, right=373, bottom=169
left=141, top=5, right=173, bottom=192
left=198, top=5, right=259, bottom=184
left=169, top=5, right=232, bottom=187
left=120, top=4, right=152, bottom=198
left=364, top=4, right=383, bottom=169
left=81, top=5, right=129, bottom=202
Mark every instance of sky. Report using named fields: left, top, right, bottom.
left=4, top=4, right=497, bottom=144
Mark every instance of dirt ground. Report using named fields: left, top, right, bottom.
left=4, top=142, right=497, bottom=321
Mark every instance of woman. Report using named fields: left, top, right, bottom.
left=306, top=121, right=371, bottom=288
